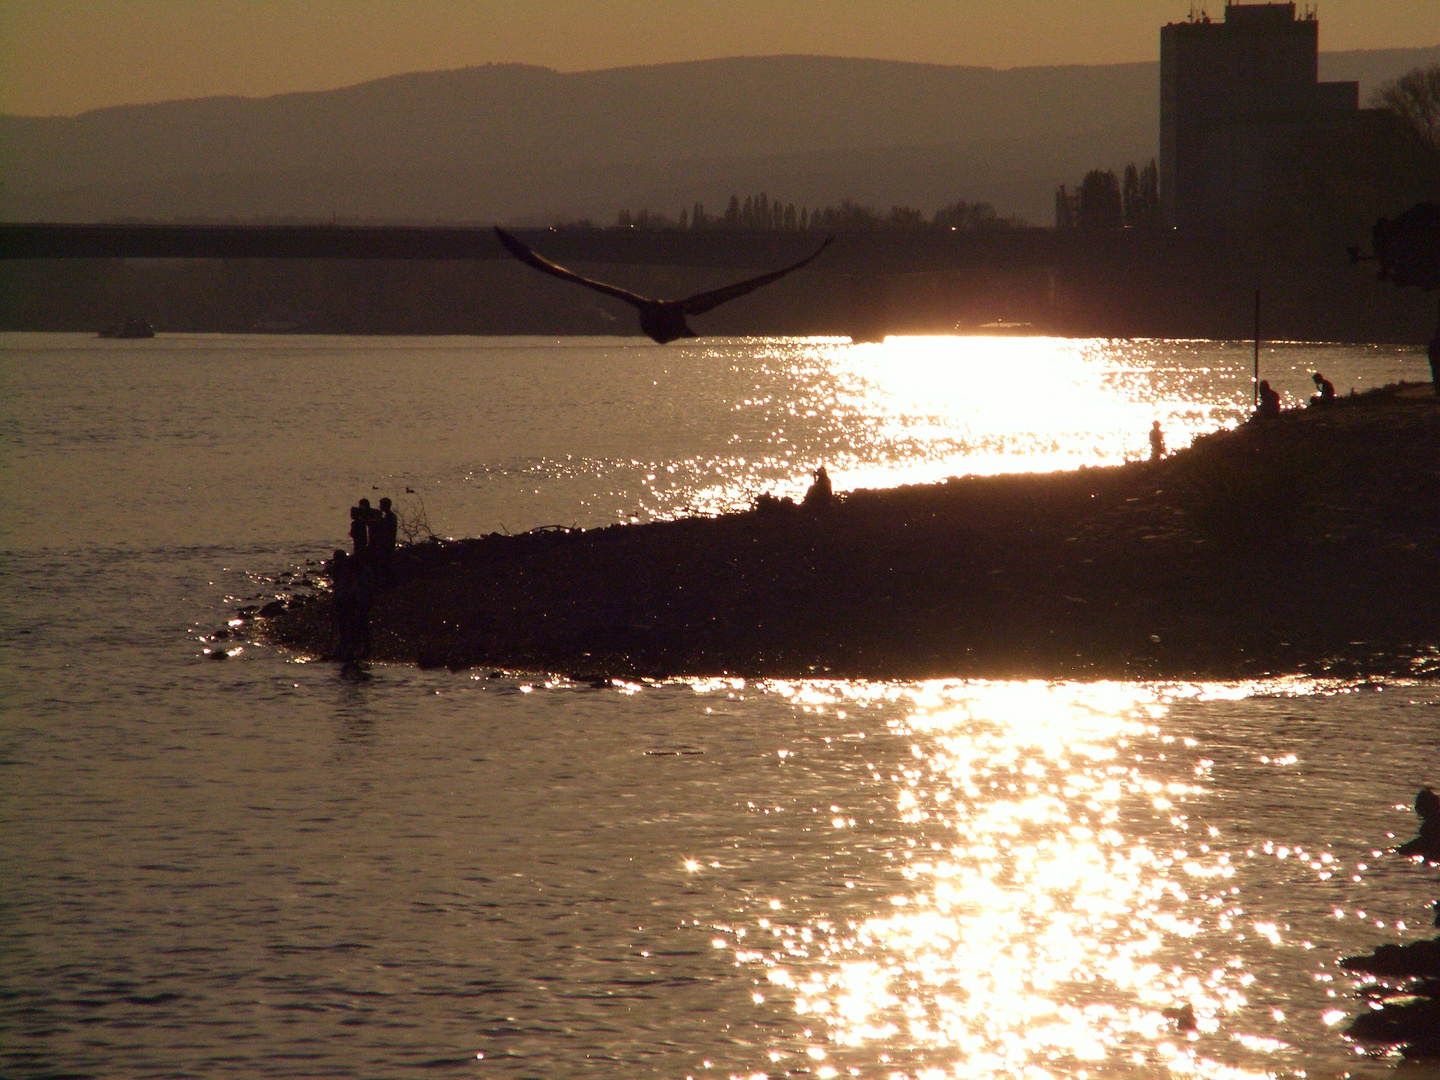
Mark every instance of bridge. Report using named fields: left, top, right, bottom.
left=7, top=219, right=1412, bottom=344
left=0, top=221, right=1196, bottom=274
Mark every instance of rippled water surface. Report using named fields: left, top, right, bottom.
left=3, top=334, right=1439, bottom=1079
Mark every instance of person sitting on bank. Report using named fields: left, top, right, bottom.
left=801, top=466, right=832, bottom=511
left=1398, top=785, right=1440, bottom=863
left=1255, top=380, right=1281, bottom=420
left=1149, top=421, right=1165, bottom=462
left=1309, top=371, right=1335, bottom=407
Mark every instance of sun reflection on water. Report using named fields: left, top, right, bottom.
left=836, top=337, right=1223, bottom=478
left=658, top=336, right=1252, bottom=521
left=713, top=680, right=1337, bottom=1079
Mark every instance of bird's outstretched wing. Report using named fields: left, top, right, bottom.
left=680, top=236, right=834, bottom=316
left=494, top=227, right=652, bottom=308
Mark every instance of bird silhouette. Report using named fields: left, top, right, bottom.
left=494, top=227, right=833, bottom=344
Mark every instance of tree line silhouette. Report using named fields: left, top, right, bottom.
left=602, top=193, right=1026, bottom=233
left=1055, top=160, right=1160, bottom=231
left=1373, top=63, right=1440, bottom=156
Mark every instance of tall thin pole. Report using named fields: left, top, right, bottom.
left=1253, top=288, right=1261, bottom=407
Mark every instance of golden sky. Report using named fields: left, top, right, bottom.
left=2, top=0, right=1436, bottom=116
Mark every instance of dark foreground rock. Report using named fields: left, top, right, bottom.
left=265, top=383, right=1440, bottom=679
left=1343, top=938, right=1440, bottom=979
left=1342, top=940, right=1440, bottom=1058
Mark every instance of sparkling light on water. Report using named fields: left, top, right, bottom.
left=664, top=336, right=1417, bottom=521
left=0, top=333, right=1422, bottom=547
left=4, top=334, right=1437, bottom=1079
left=699, top=678, right=1422, bottom=1079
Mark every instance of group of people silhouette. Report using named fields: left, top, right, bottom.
left=329, top=496, right=400, bottom=661
left=349, top=497, right=398, bottom=562
left=1252, top=371, right=1335, bottom=421
left=1149, top=369, right=1338, bottom=459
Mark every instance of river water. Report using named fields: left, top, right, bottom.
left=3, top=333, right=1439, bottom=1079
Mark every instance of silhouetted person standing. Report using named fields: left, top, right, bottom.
left=350, top=499, right=373, bottom=560
left=352, top=558, right=375, bottom=658
left=1310, top=372, right=1335, bottom=407
left=331, top=549, right=359, bottom=658
left=802, top=466, right=832, bottom=511
left=330, top=548, right=375, bottom=661
left=1149, top=421, right=1165, bottom=462
left=372, top=497, right=398, bottom=555
left=370, top=496, right=399, bottom=582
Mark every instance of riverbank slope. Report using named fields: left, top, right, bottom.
left=265, top=383, right=1440, bottom=680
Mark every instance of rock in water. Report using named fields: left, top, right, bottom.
left=1341, top=938, right=1440, bottom=978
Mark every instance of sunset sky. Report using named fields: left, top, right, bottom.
left=2, top=0, right=1437, bottom=116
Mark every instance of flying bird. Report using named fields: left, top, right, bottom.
left=494, top=227, right=833, bottom=344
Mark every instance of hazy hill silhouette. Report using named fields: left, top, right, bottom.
left=3, top=49, right=1435, bottom=226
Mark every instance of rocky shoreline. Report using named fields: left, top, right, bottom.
left=262, top=382, right=1440, bottom=681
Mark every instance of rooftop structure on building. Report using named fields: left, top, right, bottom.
left=1160, top=2, right=1360, bottom=229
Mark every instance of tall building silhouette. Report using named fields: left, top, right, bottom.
left=1160, top=2, right=1359, bottom=228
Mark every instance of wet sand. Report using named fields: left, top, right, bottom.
left=266, top=382, right=1440, bottom=680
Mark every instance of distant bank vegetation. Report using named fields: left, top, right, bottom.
left=1372, top=63, right=1440, bottom=155
left=1055, top=160, right=1161, bottom=231
left=573, top=193, right=1028, bottom=234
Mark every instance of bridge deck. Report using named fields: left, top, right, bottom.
left=0, top=222, right=1194, bottom=273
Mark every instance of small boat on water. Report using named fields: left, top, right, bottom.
left=98, top=317, right=155, bottom=339
left=957, top=319, right=1038, bottom=336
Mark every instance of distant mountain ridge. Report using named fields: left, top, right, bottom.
left=3, top=48, right=1436, bottom=226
